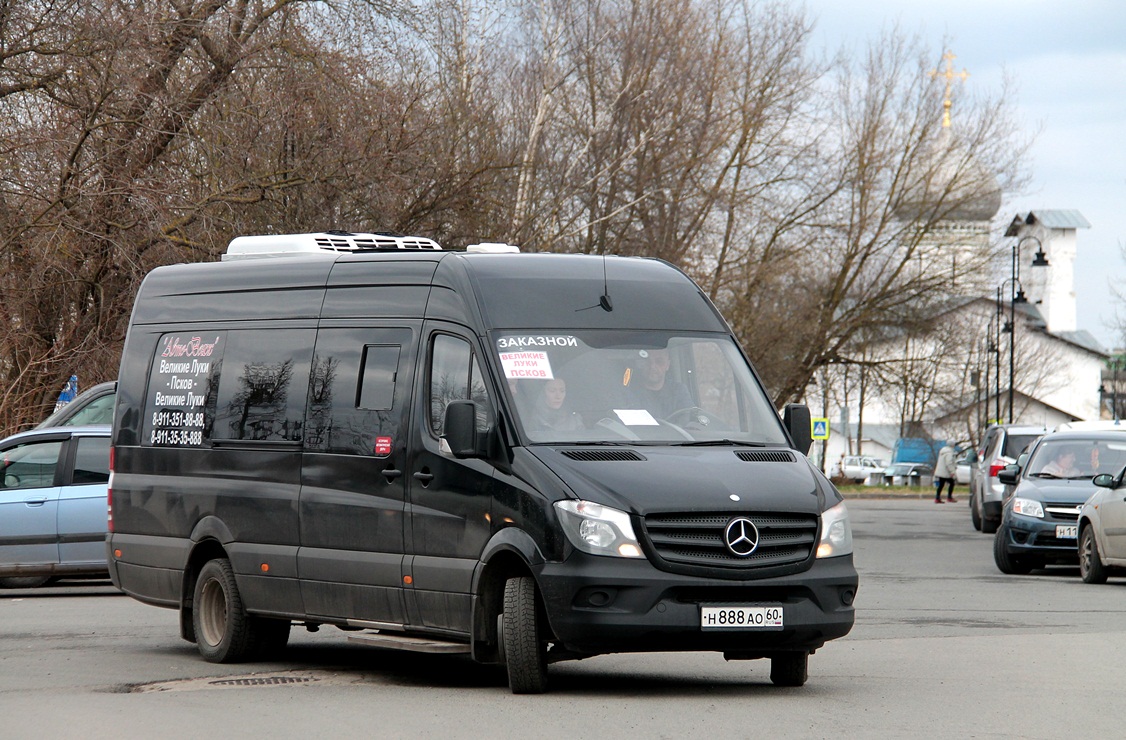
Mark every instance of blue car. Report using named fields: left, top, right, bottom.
left=994, top=430, right=1126, bottom=574
left=0, top=425, right=110, bottom=588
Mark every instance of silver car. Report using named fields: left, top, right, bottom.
left=970, top=424, right=1046, bottom=533
left=1077, top=447, right=1126, bottom=583
left=0, top=425, right=110, bottom=588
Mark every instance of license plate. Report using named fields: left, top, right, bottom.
left=700, top=605, right=783, bottom=630
left=1056, top=525, right=1078, bottom=539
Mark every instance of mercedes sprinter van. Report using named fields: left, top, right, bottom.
left=108, top=232, right=857, bottom=693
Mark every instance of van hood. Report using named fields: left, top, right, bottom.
left=527, top=446, right=823, bottom=516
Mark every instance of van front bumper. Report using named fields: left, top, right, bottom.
left=534, top=553, right=857, bottom=656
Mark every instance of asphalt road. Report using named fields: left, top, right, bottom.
left=2, top=499, right=1124, bottom=738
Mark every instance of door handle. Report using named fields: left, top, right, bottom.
left=24, top=498, right=47, bottom=507
left=413, top=471, right=434, bottom=485
left=382, top=468, right=402, bottom=482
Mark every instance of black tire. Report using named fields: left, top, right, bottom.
left=501, top=576, right=548, bottom=694
left=993, top=527, right=1032, bottom=575
left=1079, top=526, right=1109, bottom=584
left=970, top=492, right=982, bottom=531
left=770, top=652, right=808, bottom=687
left=192, top=558, right=256, bottom=663
left=0, top=576, right=51, bottom=589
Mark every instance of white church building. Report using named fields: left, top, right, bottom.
left=819, top=209, right=1104, bottom=470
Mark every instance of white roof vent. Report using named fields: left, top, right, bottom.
left=465, top=242, right=520, bottom=254
left=222, top=231, right=442, bottom=260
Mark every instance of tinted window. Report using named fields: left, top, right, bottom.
left=0, top=440, right=62, bottom=490
left=1003, top=434, right=1040, bottom=458
left=429, top=334, right=491, bottom=436
left=72, top=437, right=110, bottom=485
left=213, top=330, right=313, bottom=443
left=359, top=346, right=400, bottom=410
left=305, top=328, right=410, bottom=455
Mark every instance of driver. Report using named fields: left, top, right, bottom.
left=624, top=348, right=694, bottom=419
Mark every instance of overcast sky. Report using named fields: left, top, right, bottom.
left=802, top=0, right=1126, bottom=350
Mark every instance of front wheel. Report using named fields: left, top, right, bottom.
left=993, top=527, right=1033, bottom=575
left=500, top=576, right=548, bottom=694
left=192, top=558, right=256, bottom=663
left=1079, top=526, right=1109, bottom=584
left=770, top=652, right=808, bottom=687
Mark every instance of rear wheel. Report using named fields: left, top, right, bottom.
left=770, top=652, right=808, bottom=687
left=970, top=491, right=982, bottom=531
left=1079, top=526, right=1109, bottom=584
left=993, top=527, right=1032, bottom=575
left=500, top=576, right=548, bottom=694
left=193, top=558, right=256, bottom=663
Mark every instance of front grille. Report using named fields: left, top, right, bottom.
left=1044, top=503, right=1082, bottom=522
left=642, top=511, right=817, bottom=569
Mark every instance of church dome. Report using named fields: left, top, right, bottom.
left=894, top=126, right=1002, bottom=224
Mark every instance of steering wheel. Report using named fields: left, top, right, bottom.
left=665, top=407, right=725, bottom=431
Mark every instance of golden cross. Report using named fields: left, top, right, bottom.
left=929, top=50, right=970, bottom=128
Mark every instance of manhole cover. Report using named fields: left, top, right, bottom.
left=132, top=670, right=358, bottom=693
left=209, top=676, right=316, bottom=687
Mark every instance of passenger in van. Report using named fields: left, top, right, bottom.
left=625, top=348, right=693, bottom=419
left=529, top=378, right=584, bottom=432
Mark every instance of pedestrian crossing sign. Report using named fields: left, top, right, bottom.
left=811, top=418, right=829, bottom=440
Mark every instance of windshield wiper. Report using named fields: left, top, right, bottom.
left=1029, top=472, right=1061, bottom=479
left=673, top=439, right=769, bottom=447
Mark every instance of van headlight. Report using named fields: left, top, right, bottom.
left=1012, top=498, right=1044, bottom=518
left=817, top=501, right=854, bottom=558
left=554, top=500, right=645, bottom=558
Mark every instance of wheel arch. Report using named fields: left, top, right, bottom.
left=178, top=520, right=234, bottom=642
left=469, top=528, right=548, bottom=662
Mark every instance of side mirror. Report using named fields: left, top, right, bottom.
left=1093, top=473, right=1116, bottom=489
left=443, top=400, right=480, bottom=459
left=783, top=403, right=812, bottom=455
left=997, top=464, right=1020, bottom=486
left=1016, top=452, right=1030, bottom=469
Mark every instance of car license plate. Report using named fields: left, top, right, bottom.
left=700, top=605, right=783, bottom=630
left=1056, top=525, right=1078, bottom=539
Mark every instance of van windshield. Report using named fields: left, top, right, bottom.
left=493, top=331, right=789, bottom=446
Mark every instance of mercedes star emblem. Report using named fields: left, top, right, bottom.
left=724, top=517, right=760, bottom=557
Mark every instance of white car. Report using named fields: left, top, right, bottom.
left=840, top=455, right=886, bottom=483
left=1078, top=459, right=1126, bottom=583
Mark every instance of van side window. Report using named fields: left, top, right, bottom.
left=212, top=330, right=314, bottom=443
left=429, top=334, right=492, bottom=436
left=359, top=345, right=400, bottom=410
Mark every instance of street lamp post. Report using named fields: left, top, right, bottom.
left=994, top=286, right=1002, bottom=424
left=1004, top=236, right=1050, bottom=424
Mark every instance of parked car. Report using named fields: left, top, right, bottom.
left=882, top=462, right=933, bottom=487
left=840, top=455, right=886, bottom=483
left=970, top=424, right=1046, bottom=533
left=36, top=381, right=116, bottom=429
left=1077, top=443, right=1126, bottom=583
left=0, top=425, right=110, bottom=588
left=955, top=449, right=976, bottom=485
left=993, top=431, right=1126, bottom=575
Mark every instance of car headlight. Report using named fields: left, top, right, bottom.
left=1012, top=497, right=1044, bottom=518
left=817, top=501, right=853, bottom=558
left=554, top=500, right=645, bottom=558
